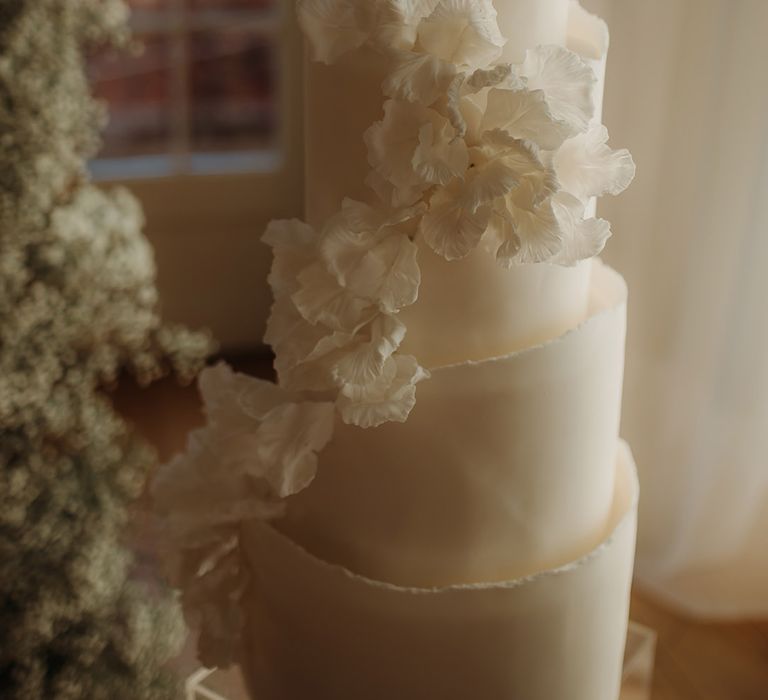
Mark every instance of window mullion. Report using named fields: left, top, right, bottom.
left=170, top=0, right=190, bottom=173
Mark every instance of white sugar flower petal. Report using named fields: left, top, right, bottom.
left=292, top=262, right=375, bottom=331
left=262, top=218, right=316, bottom=250
left=365, top=169, right=398, bottom=204
left=320, top=199, right=422, bottom=312
left=550, top=192, right=612, bottom=265
left=365, top=100, right=432, bottom=206
left=489, top=134, right=559, bottom=205
left=160, top=363, right=335, bottom=504
left=383, top=50, right=457, bottom=106
left=466, top=63, right=519, bottom=92
left=337, top=354, right=429, bottom=428
left=365, top=100, right=462, bottom=206
left=199, top=363, right=285, bottom=426
left=461, top=157, right=520, bottom=211
left=420, top=183, right=491, bottom=260
left=371, top=0, right=441, bottom=50
left=493, top=183, right=564, bottom=265
left=332, top=314, right=407, bottom=386
left=346, top=233, right=421, bottom=312
left=487, top=205, right=521, bottom=265
left=392, top=0, right=441, bottom=23
left=262, top=219, right=318, bottom=298
left=412, top=122, right=469, bottom=185
left=297, top=0, right=369, bottom=64
left=445, top=71, right=469, bottom=137
left=417, top=0, right=505, bottom=69
left=511, top=201, right=563, bottom=264
left=255, top=401, right=336, bottom=497
left=520, top=45, right=596, bottom=132
left=482, top=88, right=574, bottom=150
left=554, top=124, right=636, bottom=203
left=321, top=200, right=387, bottom=283
left=264, top=296, right=339, bottom=391
left=153, top=431, right=285, bottom=546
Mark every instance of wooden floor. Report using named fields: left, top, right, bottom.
left=114, top=358, right=768, bottom=700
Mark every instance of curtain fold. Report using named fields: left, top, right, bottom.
left=585, top=0, right=768, bottom=618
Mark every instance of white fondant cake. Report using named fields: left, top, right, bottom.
left=153, top=1, right=637, bottom=698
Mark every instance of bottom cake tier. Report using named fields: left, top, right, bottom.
left=239, top=441, right=638, bottom=700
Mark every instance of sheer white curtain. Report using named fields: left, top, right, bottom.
left=582, top=0, right=768, bottom=618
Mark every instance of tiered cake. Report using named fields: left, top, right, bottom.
left=154, top=1, right=638, bottom=698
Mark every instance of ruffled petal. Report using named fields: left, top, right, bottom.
left=297, top=0, right=369, bottom=64
left=550, top=191, right=612, bottom=265
left=417, top=0, right=505, bottom=69
left=321, top=200, right=388, bottom=283
left=460, top=133, right=550, bottom=212
left=199, top=362, right=285, bottom=426
left=511, top=201, right=563, bottom=264
left=155, top=363, right=335, bottom=524
left=482, top=87, right=574, bottom=150
left=554, top=124, right=636, bottom=203
left=391, top=0, right=442, bottom=23
left=420, top=183, right=492, bottom=260
left=365, top=100, right=432, bottom=206
left=265, top=296, right=343, bottom=392
left=493, top=182, right=564, bottom=265
left=365, top=100, right=462, bottom=206
left=383, top=50, right=458, bottom=106
left=337, top=354, right=430, bottom=428
left=153, top=431, right=284, bottom=548
left=153, top=363, right=336, bottom=667
left=412, top=121, right=469, bottom=185
left=320, top=199, right=422, bottom=312
left=292, top=261, right=376, bottom=331
left=483, top=131, right=558, bottom=202
left=520, top=45, right=596, bottom=132
left=466, top=63, right=519, bottom=92
left=487, top=201, right=521, bottom=265
left=255, top=401, right=336, bottom=497
left=332, top=314, right=407, bottom=386
left=262, top=219, right=318, bottom=298
left=461, top=157, right=520, bottom=211
left=346, top=233, right=421, bottom=312
left=370, top=0, right=441, bottom=51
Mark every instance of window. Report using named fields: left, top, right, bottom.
left=87, top=0, right=305, bottom=349
left=89, top=0, right=282, bottom=178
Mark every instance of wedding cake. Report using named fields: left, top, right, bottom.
left=154, top=1, right=638, bottom=698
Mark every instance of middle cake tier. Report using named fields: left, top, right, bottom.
left=279, top=260, right=627, bottom=587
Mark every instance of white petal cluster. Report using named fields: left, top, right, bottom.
left=153, top=363, right=335, bottom=661
left=298, top=0, right=635, bottom=267
left=369, top=41, right=634, bottom=266
left=258, top=0, right=636, bottom=438
left=264, top=204, right=429, bottom=429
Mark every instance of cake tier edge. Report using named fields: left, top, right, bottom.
left=240, top=439, right=638, bottom=700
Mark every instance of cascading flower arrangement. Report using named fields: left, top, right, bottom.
left=154, top=0, right=635, bottom=667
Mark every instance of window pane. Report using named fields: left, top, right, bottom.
left=89, top=35, right=173, bottom=159
left=188, top=31, right=277, bottom=152
left=88, top=0, right=282, bottom=177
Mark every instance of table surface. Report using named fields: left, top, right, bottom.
left=115, top=355, right=768, bottom=700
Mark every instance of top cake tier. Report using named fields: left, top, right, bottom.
left=305, top=0, right=573, bottom=226
left=302, top=0, right=613, bottom=368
